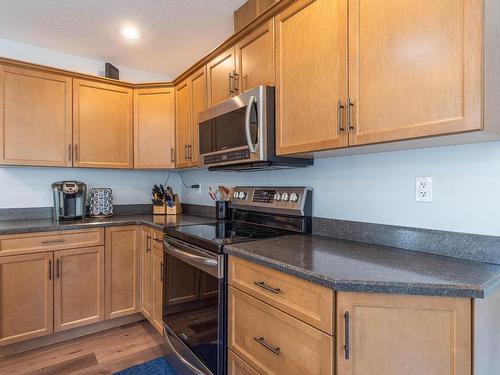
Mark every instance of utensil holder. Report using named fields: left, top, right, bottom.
left=216, top=200, right=229, bottom=220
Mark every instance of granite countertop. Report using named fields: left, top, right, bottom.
left=0, top=214, right=215, bottom=235
left=225, top=234, right=500, bottom=298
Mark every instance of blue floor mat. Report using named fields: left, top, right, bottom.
left=114, top=357, right=177, bottom=375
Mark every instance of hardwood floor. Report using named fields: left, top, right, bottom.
left=0, top=321, right=169, bottom=375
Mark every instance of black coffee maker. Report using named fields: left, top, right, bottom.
left=52, top=181, right=87, bottom=220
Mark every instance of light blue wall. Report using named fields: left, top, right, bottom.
left=179, top=142, right=500, bottom=236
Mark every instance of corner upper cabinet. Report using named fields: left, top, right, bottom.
left=189, top=67, right=207, bottom=166
left=207, top=48, right=237, bottom=106
left=275, top=0, right=348, bottom=155
left=336, top=292, right=471, bottom=375
left=73, top=79, right=133, bottom=168
left=348, top=0, right=482, bottom=146
left=0, top=66, right=72, bottom=167
left=235, top=19, right=275, bottom=93
left=175, top=80, right=192, bottom=168
left=134, top=87, right=175, bottom=169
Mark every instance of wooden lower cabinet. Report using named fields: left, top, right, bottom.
left=336, top=292, right=472, bottom=375
left=151, top=247, right=164, bottom=333
left=54, top=246, right=105, bottom=332
left=228, top=349, right=261, bottom=375
left=228, top=286, right=334, bottom=375
left=0, top=252, right=54, bottom=346
left=105, top=226, right=141, bottom=319
left=140, top=227, right=153, bottom=320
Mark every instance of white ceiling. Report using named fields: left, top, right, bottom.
left=0, top=0, right=247, bottom=80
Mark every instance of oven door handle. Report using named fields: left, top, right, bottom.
left=164, top=240, right=221, bottom=279
left=245, top=95, right=257, bottom=153
left=165, top=242, right=218, bottom=267
left=163, top=325, right=208, bottom=375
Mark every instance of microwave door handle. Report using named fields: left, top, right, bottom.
left=245, top=95, right=257, bottom=153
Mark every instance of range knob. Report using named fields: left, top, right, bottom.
left=233, top=191, right=239, bottom=199
left=274, top=193, right=282, bottom=201
left=289, top=193, right=299, bottom=202
left=238, top=191, right=247, bottom=199
left=281, top=192, right=289, bottom=202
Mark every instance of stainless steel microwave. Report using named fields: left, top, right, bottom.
left=198, top=86, right=313, bottom=171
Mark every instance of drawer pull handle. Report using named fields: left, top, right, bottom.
left=254, top=281, right=280, bottom=294
left=344, top=311, right=350, bottom=360
left=41, top=239, right=66, bottom=245
left=253, top=336, right=280, bottom=355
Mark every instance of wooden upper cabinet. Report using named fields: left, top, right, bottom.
left=348, top=0, right=482, bottom=146
left=336, top=292, right=471, bottom=375
left=207, top=48, right=236, bottom=106
left=175, top=80, right=191, bottom=168
left=104, top=226, right=141, bottom=320
left=0, top=252, right=53, bottom=346
left=0, top=66, right=72, bottom=167
left=134, top=87, right=175, bottom=169
left=275, top=0, right=348, bottom=155
left=73, top=79, right=133, bottom=168
left=189, top=67, right=207, bottom=166
left=235, top=19, right=275, bottom=93
left=54, top=246, right=105, bottom=332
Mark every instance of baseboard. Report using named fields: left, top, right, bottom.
left=0, top=313, right=145, bottom=358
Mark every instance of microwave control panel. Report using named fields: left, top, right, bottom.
left=203, top=149, right=250, bottom=165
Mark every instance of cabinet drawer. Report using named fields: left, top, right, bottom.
left=228, top=256, right=334, bottom=333
left=228, top=286, right=333, bottom=375
left=228, top=349, right=261, bottom=375
left=0, top=228, right=104, bottom=256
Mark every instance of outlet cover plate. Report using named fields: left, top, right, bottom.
left=416, top=177, right=433, bottom=203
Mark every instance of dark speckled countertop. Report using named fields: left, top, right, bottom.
left=0, top=214, right=215, bottom=235
left=225, top=234, right=500, bottom=298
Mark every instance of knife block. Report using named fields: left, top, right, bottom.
left=153, top=195, right=182, bottom=215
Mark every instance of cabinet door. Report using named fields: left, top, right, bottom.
left=73, top=79, right=133, bottom=168
left=0, top=66, right=72, bottom=167
left=189, top=67, right=207, bottom=167
left=235, top=20, right=275, bottom=93
left=151, top=247, right=164, bottom=333
left=0, top=252, right=53, bottom=346
left=166, top=256, right=200, bottom=305
left=134, top=87, right=175, bottom=169
left=348, top=0, right=482, bottom=146
left=140, top=227, right=153, bottom=320
left=207, top=48, right=236, bottom=106
left=336, top=292, right=471, bottom=375
left=54, top=246, right=105, bottom=332
left=228, top=350, right=261, bottom=375
left=105, top=226, right=141, bottom=320
left=275, top=0, right=347, bottom=155
left=175, top=80, right=191, bottom=168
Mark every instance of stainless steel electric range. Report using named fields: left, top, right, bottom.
left=162, top=186, right=312, bottom=375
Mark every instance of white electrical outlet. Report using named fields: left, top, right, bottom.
left=416, top=177, right=433, bottom=203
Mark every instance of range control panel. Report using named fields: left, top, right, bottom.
left=231, top=186, right=311, bottom=216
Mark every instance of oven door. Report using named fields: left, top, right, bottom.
left=198, top=86, right=271, bottom=167
left=163, top=238, right=226, bottom=375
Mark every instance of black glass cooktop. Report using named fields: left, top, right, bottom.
left=165, top=221, right=290, bottom=253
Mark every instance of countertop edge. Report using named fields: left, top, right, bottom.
left=224, top=246, right=486, bottom=299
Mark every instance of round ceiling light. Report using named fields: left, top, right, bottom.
left=120, top=26, right=141, bottom=40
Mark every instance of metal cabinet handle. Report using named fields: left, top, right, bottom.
left=74, top=144, right=79, bottom=161
left=68, top=144, right=72, bottom=161
left=48, top=260, right=52, bottom=280
left=233, top=71, right=240, bottom=93
left=41, top=239, right=65, bottom=245
left=146, top=235, right=151, bottom=252
left=344, top=311, right=350, bottom=359
left=254, top=281, right=280, bottom=294
left=184, top=144, right=188, bottom=161
left=170, top=148, right=175, bottom=163
left=56, top=259, right=61, bottom=279
left=253, top=336, right=280, bottom=355
left=347, top=97, right=354, bottom=133
left=228, top=72, right=234, bottom=95
left=160, top=262, right=164, bottom=282
left=337, top=100, right=345, bottom=134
